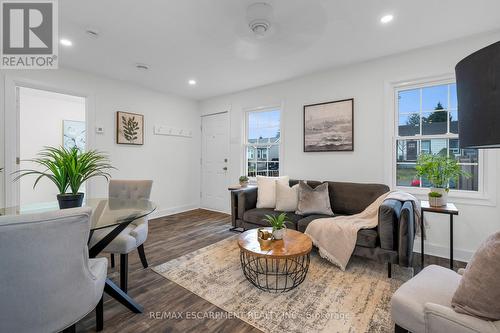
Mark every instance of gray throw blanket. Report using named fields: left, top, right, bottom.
left=305, top=191, right=421, bottom=270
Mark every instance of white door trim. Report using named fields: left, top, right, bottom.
left=3, top=75, right=96, bottom=207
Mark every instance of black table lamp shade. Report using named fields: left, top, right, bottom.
left=456, top=41, right=500, bottom=149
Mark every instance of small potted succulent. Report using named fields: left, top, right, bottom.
left=239, top=175, right=249, bottom=187
left=415, top=153, right=470, bottom=207
left=263, top=213, right=288, bottom=240
left=15, top=146, right=114, bottom=209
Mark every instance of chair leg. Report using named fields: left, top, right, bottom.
left=62, top=324, right=76, bottom=333
left=95, top=296, right=103, bottom=332
left=388, top=262, right=392, bottom=278
left=395, top=324, right=408, bottom=333
left=120, top=253, right=128, bottom=293
left=137, top=244, right=148, bottom=269
left=110, top=253, right=115, bottom=268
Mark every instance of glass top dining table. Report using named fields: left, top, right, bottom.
left=0, top=198, right=156, bottom=231
left=0, top=198, right=156, bottom=315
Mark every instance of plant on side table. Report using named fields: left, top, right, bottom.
left=415, top=153, right=470, bottom=207
left=15, top=146, right=114, bottom=209
left=239, top=175, right=249, bottom=187
left=263, top=212, right=288, bottom=240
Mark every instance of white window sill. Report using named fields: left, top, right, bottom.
left=395, top=186, right=495, bottom=207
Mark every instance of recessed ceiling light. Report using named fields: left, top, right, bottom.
left=135, top=63, right=150, bottom=71
left=188, top=79, right=197, bottom=85
left=60, top=39, right=72, bottom=46
left=380, top=14, right=394, bottom=24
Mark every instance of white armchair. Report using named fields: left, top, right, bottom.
left=90, top=179, right=153, bottom=292
left=0, top=208, right=107, bottom=333
left=391, top=265, right=500, bottom=333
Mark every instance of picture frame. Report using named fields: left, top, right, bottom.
left=303, top=98, right=354, bottom=152
left=116, top=111, right=144, bottom=145
left=62, top=120, right=86, bottom=151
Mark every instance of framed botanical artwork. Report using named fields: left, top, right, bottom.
left=303, top=98, right=354, bottom=152
left=63, top=120, right=86, bottom=151
left=116, top=111, right=144, bottom=145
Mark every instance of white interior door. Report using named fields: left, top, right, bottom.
left=201, top=112, right=229, bottom=212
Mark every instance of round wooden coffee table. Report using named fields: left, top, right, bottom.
left=238, top=228, right=313, bottom=293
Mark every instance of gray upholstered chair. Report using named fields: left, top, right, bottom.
left=0, top=208, right=107, bottom=333
left=391, top=265, right=500, bottom=333
left=90, top=179, right=153, bottom=292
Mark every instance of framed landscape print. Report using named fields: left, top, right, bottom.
left=304, top=98, right=354, bottom=152
left=116, top=111, right=144, bottom=145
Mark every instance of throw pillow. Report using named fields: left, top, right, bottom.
left=275, top=183, right=299, bottom=212
left=451, top=231, right=500, bottom=320
left=256, top=176, right=289, bottom=209
left=295, top=181, right=334, bottom=216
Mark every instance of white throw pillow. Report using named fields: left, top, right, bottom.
left=275, top=183, right=299, bottom=212
left=256, top=175, right=290, bottom=209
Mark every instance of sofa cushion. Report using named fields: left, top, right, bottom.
left=391, top=265, right=461, bottom=333
left=297, top=215, right=378, bottom=248
left=452, top=231, right=500, bottom=320
left=275, top=182, right=299, bottom=212
left=296, top=181, right=334, bottom=216
left=326, top=182, right=389, bottom=215
left=256, top=176, right=289, bottom=209
left=243, top=208, right=300, bottom=229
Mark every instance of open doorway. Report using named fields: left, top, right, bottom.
left=18, top=87, right=86, bottom=208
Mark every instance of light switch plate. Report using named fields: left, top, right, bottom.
left=95, top=126, right=104, bottom=134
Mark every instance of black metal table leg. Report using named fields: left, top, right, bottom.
left=450, top=214, right=454, bottom=270
left=104, top=278, right=143, bottom=313
left=421, top=209, right=425, bottom=270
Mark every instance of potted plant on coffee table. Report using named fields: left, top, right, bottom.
left=239, top=175, right=249, bottom=187
left=263, top=212, right=288, bottom=240
left=415, top=153, right=470, bottom=207
left=15, top=146, right=114, bottom=209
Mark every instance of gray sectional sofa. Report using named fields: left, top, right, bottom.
left=230, top=179, right=416, bottom=277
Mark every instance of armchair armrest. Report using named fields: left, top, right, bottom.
left=425, top=303, right=500, bottom=333
left=378, top=199, right=415, bottom=267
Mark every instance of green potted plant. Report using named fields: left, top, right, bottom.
left=239, top=175, right=249, bottom=187
left=415, top=153, right=470, bottom=207
left=15, top=146, right=114, bottom=209
left=263, top=213, right=288, bottom=240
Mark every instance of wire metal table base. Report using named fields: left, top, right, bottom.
left=240, top=250, right=310, bottom=293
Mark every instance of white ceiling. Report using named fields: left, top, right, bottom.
left=59, top=0, right=500, bottom=100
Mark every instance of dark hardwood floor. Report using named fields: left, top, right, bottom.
left=78, top=209, right=465, bottom=333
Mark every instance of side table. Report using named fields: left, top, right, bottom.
left=420, top=200, right=459, bottom=270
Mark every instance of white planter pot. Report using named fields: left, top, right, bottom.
left=429, top=188, right=448, bottom=207
left=239, top=181, right=248, bottom=188
left=272, top=228, right=285, bottom=240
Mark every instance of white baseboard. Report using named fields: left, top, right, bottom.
left=413, top=239, right=473, bottom=262
left=199, top=206, right=231, bottom=215
left=149, top=203, right=199, bottom=219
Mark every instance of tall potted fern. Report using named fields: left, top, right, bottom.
left=15, top=147, right=114, bottom=209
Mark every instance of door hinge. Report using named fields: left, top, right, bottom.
left=16, top=157, right=20, bottom=165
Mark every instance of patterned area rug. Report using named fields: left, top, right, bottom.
left=153, top=236, right=412, bottom=333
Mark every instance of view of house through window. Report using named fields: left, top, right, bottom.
left=396, top=82, right=479, bottom=191
left=245, top=108, right=280, bottom=177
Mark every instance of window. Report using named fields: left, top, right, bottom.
left=245, top=108, right=281, bottom=177
left=395, top=82, right=479, bottom=191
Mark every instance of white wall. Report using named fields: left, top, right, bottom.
left=200, top=31, right=500, bottom=261
left=0, top=67, right=201, bottom=216
left=19, top=87, right=86, bottom=206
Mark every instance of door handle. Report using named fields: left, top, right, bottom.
left=223, top=167, right=228, bottom=171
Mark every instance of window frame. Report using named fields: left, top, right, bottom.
left=244, top=106, right=282, bottom=180
left=391, top=76, right=490, bottom=202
